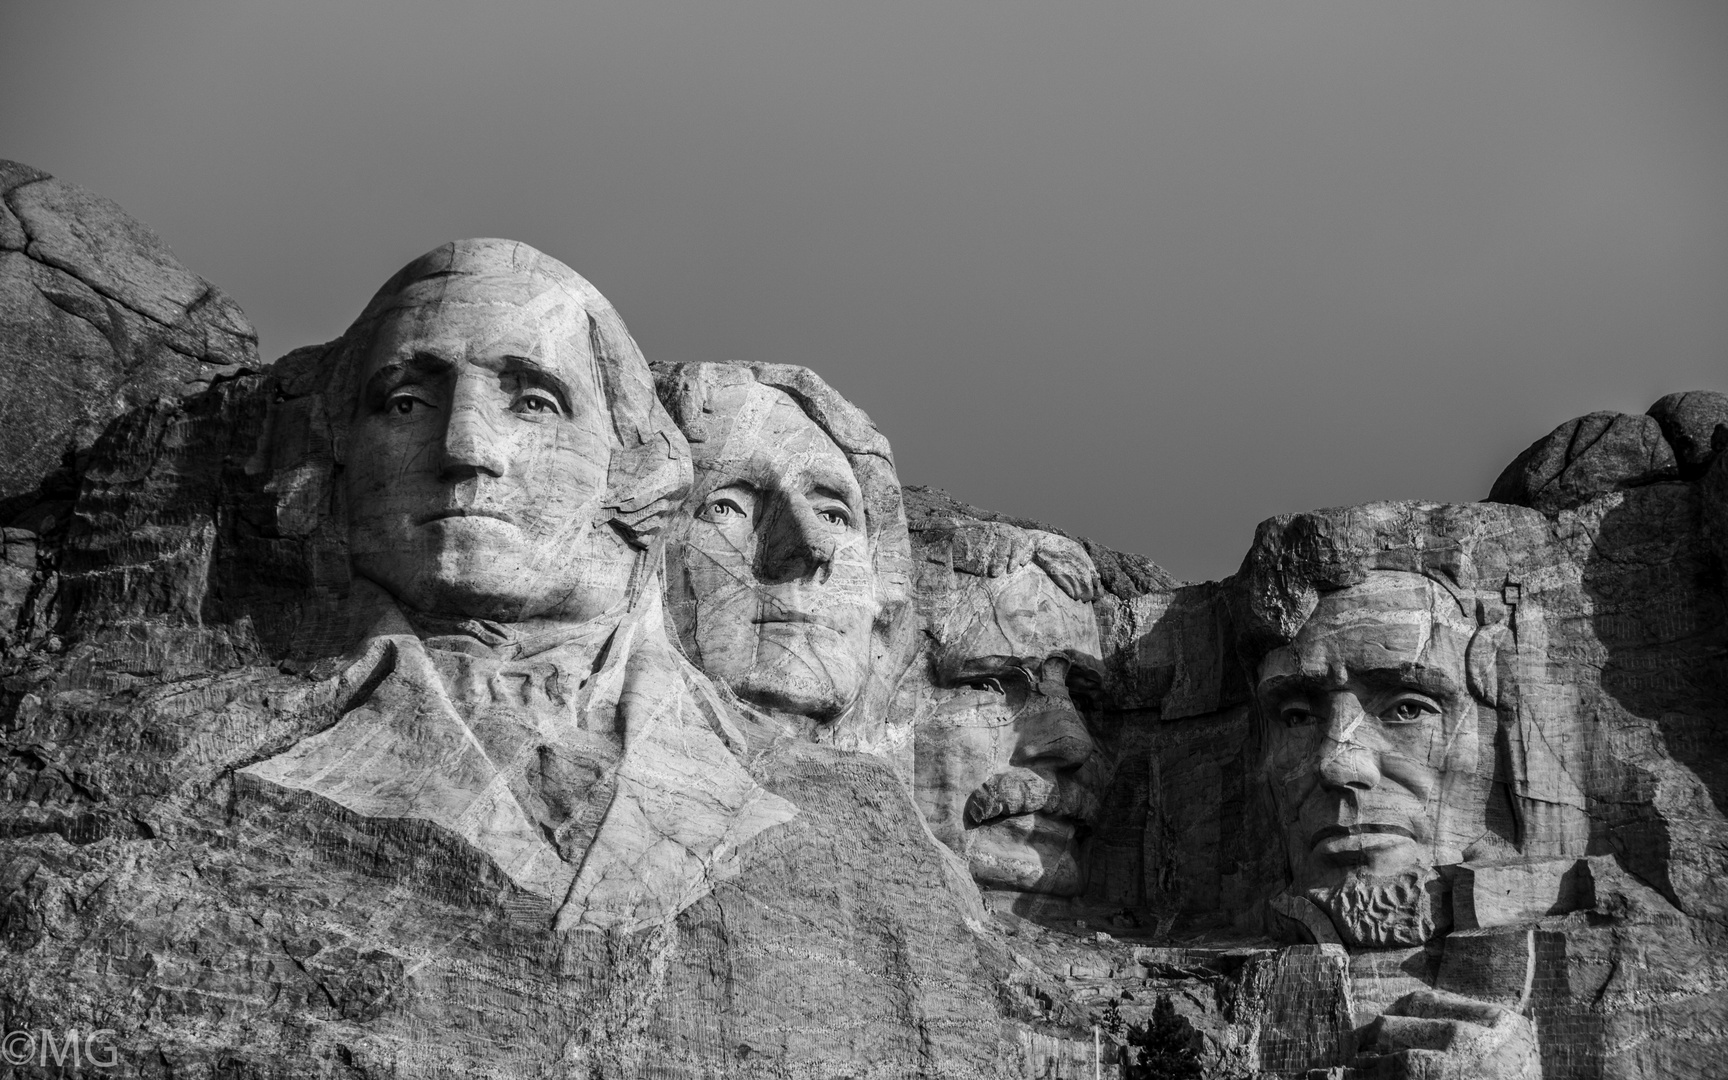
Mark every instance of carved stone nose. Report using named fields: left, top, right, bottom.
left=441, top=396, right=508, bottom=480
left=757, top=502, right=837, bottom=584
left=1317, top=744, right=1382, bottom=792
left=1315, top=692, right=1380, bottom=791
left=1012, top=685, right=1095, bottom=771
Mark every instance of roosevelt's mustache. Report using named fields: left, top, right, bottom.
left=965, top=767, right=1099, bottom=827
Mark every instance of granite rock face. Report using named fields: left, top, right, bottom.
left=0, top=160, right=258, bottom=518
left=1647, top=391, right=1728, bottom=477
left=1, top=163, right=1726, bottom=1079
left=1488, top=411, right=1677, bottom=512
left=653, top=360, right=915, bottom=765
left=900, top=501, right=1107, bottom=897
left=0, top=218, right=1092, bottom=1078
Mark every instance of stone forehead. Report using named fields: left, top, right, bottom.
left=687, top=381, right=845, bottom=467
left=1300, top=571, right=1477, bottom=638
left=931, top=564, right=1100, bottom=662
left=360, top=238, right=594, bottom=322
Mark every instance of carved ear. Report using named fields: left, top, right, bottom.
left=1466, top=622, right=1511, bottom=708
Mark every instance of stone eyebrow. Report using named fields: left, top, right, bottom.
left=939, top=655, right=1037, bottom=683
left=375, top=351, right=455, bottom=378
left=1257, top=664, right=1459, bottom=697
left=497, top=354, right=575, bottom=413
left=1351, top=663, right=1460, bottom=697
left=1256, top=671, right=1322, bottom=698
left=800, top=459, right=861, bottom=504
left=359, top=351, right=453, bottom=407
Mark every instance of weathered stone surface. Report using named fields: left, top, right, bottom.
left=1240, top=503, right=1592, bottom=947
left=1488, top=411, right=1677, bottom=512
left=903, top=483, right=1179, bottom=601
left=903, top=512, right=1107, bottom=896
left=2, top=164, right=1726, bottom=1078
left=1647, top=390, right=1728, bottom=476
left=0, top=160, right=257, bottom=516
left=654, top=360, right=915, bottom=764
left=1449, top=858, right=1592, bottom=930
left=0, top=232, right=1108, bottom=1078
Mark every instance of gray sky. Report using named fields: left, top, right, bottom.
left=5, top=1, right=1726, bottom=582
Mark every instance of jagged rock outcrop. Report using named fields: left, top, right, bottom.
left=1489, top=410, right=1678, bottom=512
left=1647, top=391, right=1728, bottom=477
left=0, top=160, right=258, bottom=521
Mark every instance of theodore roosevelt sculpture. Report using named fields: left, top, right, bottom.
left=240, top=240, right=793, bottom=933
left=652, top=361, right=912, bottom=749
left=907, top=520, right=1107, bottom=895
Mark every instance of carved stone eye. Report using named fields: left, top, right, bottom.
left=512, top=391, right=560, bottom=415
left=1385, top=699, right=1437, bottom=724
left=816, top=507, right=851, bottom=527
left=707, top=498, right=748, bottom=520
left=965, top=677, right=1006, bottom=694
left=388, top=394, right=423, bottom=416
left=1279, top=706, right=1319, bottom=728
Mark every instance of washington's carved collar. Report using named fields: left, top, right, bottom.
left=402, top=607, right=622, bottom=662
left=347, top=572, right=636, bottom=663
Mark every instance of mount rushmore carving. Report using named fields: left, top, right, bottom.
left=0, top=162, right=1724, bottom=1078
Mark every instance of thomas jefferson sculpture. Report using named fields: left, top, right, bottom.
left=653, top=361, right=912, bottom=751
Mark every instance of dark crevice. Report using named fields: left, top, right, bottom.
left=34, top=283, right=113, bottom=340
left=0, top=175, right=49, bottom=205
left=23, top=243, right=192, bottom=334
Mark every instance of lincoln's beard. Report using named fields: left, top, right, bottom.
left=1307, top=868, right=1439, bottom=947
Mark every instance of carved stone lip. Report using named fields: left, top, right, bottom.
left=416, top=508, right=517, bottom=526
left=976, top=808, right=1082, bottom=832
left=973, top=809, right=1082, bottom=840
left=1309, top=823, right=1416, bottom=848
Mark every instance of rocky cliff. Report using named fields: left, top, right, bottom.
left=0, top=163, right=1724, bottom=1079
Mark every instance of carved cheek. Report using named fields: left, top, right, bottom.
left=345, top=420, right=432, bottom=537
left=1275, top=769, right=1320, bottom=822
left=1264, top=726, right=1322, bottom=799
left=931, top=696, right=1017, bottom=791
left=1374, top=719, right=1450, bottom=807
left=548, top=418, right=612, bottom=488
left=1376, top=750, right=1443, bottom=812
left=916, top=701, right=1001, bottom=836
left=825, top=534, right=879, bottom=624
left=678, top=527, right=761, bottom=653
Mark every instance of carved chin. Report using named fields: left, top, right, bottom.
left=729, top=668, right=856, bottom=720
left=725, top=634, right=869, bottom=719
left=966, top=815, right=1085, bottom=896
